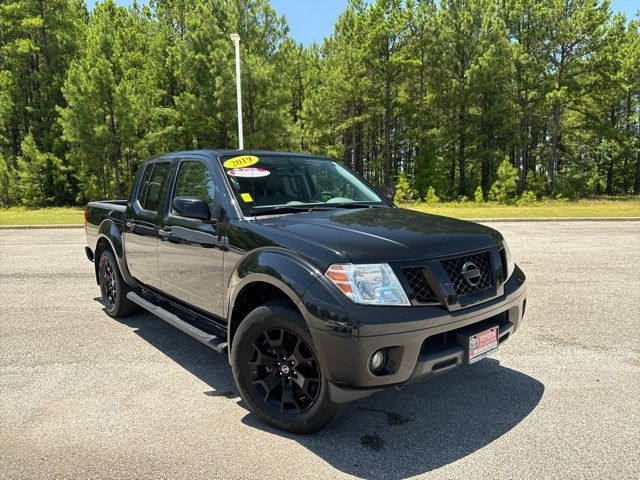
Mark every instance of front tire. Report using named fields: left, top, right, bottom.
left=231, top=302, right=338, bottom=434
left=98, top=250, right=138, bottom=318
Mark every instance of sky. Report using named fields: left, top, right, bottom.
left=108, top=0, right=639, bottom=47
left=270, top=0, right=348, bottom=46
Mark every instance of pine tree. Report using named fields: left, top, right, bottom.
left=541, top=0, right=612, bottom=192
left=14, top=134, right=66, bottom=206
left=0, top=0, right=86, bottom=203
left=304, top=0, right=370, bottom=175
left=403, top=0, right=438, bottom=196
left=489, top=157, right=518, bottom=203
left=429, top=0, right=487, bottom=197
left=59, top=0, right=163, bottom=198
left=1, top=0, right=638, bottom=205
left=503, top=0, right=548, bottom=192
left=468, top=3, right=515, bottom=196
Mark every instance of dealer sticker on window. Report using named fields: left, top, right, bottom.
left=223, top=155, right=259, bottom=169
left=227, top=167, right=270, bottom=178
left=468, top=326, right=499, bottom=364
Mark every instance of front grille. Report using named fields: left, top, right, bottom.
left=402, top=267, right=439, bottom=304
left=441, top=251, right=492, bottom=297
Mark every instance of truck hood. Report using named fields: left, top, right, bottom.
left=256, top=207, right=502, bottom=264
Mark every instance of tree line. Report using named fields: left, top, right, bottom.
left=0, top=0, right=639, bottom=207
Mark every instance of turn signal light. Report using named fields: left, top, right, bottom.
left=325, top=264, right=353, bottom=295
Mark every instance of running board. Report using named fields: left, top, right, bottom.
left=127, top=292, right=228, bottom=354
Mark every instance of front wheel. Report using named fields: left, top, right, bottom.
left=231, top=302, right=338, bottom=434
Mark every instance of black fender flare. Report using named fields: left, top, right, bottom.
left=226, top=247, right=323, bottom=349
left=227, top=247, right=322, bottom=319
left=226, top=248, right=357, bottom=382
left=94, top=219, right=137, bottom=288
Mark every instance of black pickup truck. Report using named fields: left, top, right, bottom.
left=85, top=150, right=527, bottom=433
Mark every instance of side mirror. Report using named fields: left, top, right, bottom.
left=173, top=196, right=213, bottom=222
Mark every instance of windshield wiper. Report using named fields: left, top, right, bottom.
left=249, top=205, right=333, bottom=216
left=249, top=202, right=386, bottom=216
left=320, top=203, right=384, bottom=209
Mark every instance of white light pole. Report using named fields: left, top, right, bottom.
left=230, top=33, right=243, bottom=150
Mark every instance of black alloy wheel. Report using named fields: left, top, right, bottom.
left=247, top=328, right=321, bottom=414
left=231, top=302, right=339, bottom=434
left=100, top=258, right=117, bottom=310
left=98, top=250, right=138, bottom=318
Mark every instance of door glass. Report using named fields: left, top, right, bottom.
left=136, top=163, right=154, bottom=207
left=173, top=161, right=217, bottom=212
left=143, top=162, right=170, bottom=212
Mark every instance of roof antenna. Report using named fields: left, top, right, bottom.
left=230, top=33, right=243, bottom=150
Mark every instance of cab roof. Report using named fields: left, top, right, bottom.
left=156, top=149, right=330, bottom=160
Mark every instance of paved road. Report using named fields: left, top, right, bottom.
left=1, top=223, right=638, bottom=479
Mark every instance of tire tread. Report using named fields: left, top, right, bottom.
left=99, top=250, right=139, bottom=318
left=231, top=301, right=338, bottom=434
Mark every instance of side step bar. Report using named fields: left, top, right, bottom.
left=127, top=292, right=228, bottom=354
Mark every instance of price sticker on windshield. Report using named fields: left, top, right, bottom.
left=227, top=167, right=270, bottom=178
left=223, top=155, right=259, bottom=169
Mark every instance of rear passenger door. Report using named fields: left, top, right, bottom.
left=157, top=158, right=225, bottom=317
left=124, top=160, right=171, bottom=289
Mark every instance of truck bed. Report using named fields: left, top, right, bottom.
left=87, top=200, right=127, bottom=212
left=85, top=200, right=128, bottom=251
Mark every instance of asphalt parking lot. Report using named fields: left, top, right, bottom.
left=1, top=222, right=639, bottom=479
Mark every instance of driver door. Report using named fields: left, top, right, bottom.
left=157, top=158, right=225, bottom=317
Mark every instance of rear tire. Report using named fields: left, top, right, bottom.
left=98, top=250, right=138, bottom=318
left=231, top=302, right=339, bottom=434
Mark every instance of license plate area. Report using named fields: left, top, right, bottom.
left=456, top=323, right=499, bottom=365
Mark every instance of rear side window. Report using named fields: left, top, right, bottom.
left=136, top=164, right=153, bottom=206
left=138, top=162, right=170, bottom=212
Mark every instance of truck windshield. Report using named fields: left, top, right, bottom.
left=218, top=154, right=387, bottom=216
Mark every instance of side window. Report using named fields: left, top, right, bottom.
left=173, top=161, right=217, bottom=212
left=142, top=162, right=170, bottom=212
left=135, top=163, right=153, bottom=206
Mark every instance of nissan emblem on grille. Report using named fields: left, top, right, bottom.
left=441, top=251, right=492, bottom=299
left=440, top=251, right=493, bottom=300
left=461, top=261, right=482, bottom=287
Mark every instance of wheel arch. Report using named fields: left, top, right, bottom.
left=228, top=279, right=298, bottom=350
left=226, top=248, right=322, bottom=356
left=94, top=219, right=136, bottom=288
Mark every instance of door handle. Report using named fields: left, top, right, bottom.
left=158, top=229, right=172, bottom=240
left=125, top=221, right=135, bottom=231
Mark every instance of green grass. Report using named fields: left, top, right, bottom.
left=0, top=207, right=85, bottom=225
left=401, top=198, right=640, bottom=219
left=0, top=199, right=639, bottom=225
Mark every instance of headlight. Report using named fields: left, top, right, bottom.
left=502, top=240, right=515, bottom=279
left=324, top=263, right=410, bottom=306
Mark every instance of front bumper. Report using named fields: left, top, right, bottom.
left=302, top=265, right=527, bottom=403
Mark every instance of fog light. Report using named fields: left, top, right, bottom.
left=369, top=349, right=387, bottom=372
